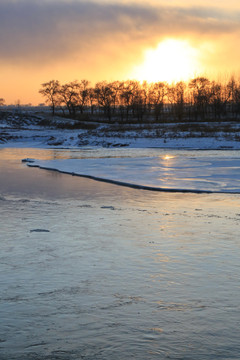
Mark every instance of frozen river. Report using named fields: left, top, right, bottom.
left=25, top=148, right=240, bottom=193
left=0, top=148, right=240, bottom=359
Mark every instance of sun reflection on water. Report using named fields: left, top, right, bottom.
left=162, top=154, right=176, bottom=161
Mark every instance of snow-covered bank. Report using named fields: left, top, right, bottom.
left=25, top=150, right=240, bottom=193
left=0, top=111, right=240, bottom=149
left=1, top=125, right=240, bottom=149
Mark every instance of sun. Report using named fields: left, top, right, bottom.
left=131, top=39, right=201, bottom=83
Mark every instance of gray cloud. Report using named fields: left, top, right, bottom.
left=0, top=0, right=239, bottom=64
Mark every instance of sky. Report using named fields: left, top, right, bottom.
left=1, top=0, right=240, bottom=105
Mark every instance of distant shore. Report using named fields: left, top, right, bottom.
left=0, top=109, right=240, bottom=149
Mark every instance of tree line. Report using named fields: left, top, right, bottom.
left=39, top=77, right=240, bottom=123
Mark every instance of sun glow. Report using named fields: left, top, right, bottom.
left=132, top=39, right=200, bottom=83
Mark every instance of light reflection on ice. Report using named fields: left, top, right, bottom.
left=161, top=154, right=176, bottom=161
left=25, top=149, right=240, bottom=193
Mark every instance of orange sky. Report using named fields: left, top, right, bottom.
left=1, top=0, right=240, bottom=105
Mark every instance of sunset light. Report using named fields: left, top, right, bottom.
left=1, top=0, right=240, bottom=104
left=131, top=39, right=201, bottom=83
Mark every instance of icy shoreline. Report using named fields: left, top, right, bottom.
left=24, top=149, right=240, bottom=194
left=26, top=162, right=215, bottom=194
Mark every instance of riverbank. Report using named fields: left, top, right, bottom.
left=0, top=110, right=240, bottom=149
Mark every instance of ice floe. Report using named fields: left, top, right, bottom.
left=26, top=151, right=240, bottom=193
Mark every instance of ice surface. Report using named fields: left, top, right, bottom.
left=27, top=150, right=240, bottom=193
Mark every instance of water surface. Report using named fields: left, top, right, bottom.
left=0, top=148, right=240, bottom=359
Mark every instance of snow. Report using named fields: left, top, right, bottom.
left=1, top=128, right=239, bottom=149
left=0, top=112, right=240, bottom=150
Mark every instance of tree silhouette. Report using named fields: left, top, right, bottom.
left=148, top=82, right=167, bottom=122
left=39, top=80, right=60, bottom=116
left=38, top=76, right=240, bottom=123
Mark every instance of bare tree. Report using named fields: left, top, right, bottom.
left=88, top=87, right=97, bottom=115
left=38, top=75, right=240, bottom=123
left=209, top=81, right=230, bottom=120
left=59, top=81, right=79, bottom=117
left=226, top=76, right=240, bottom=118
left=167, top=82, right=186, bottom=121
left=119, top=81, right=134, bottom=121
left=94, top=81, right=115, bottom=121
left=148, top=82, right=167, bottom=122
left=119, top=80, right=142, bottom=121
left=76, top=80, right=90, bottom=114
left=108, top=81, right=122, bottom=114
left=188, top=77, right=211, bottom=120
left=132, top=83, right=145, bottom=122
left=39, top=80, right=61, bottom=116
